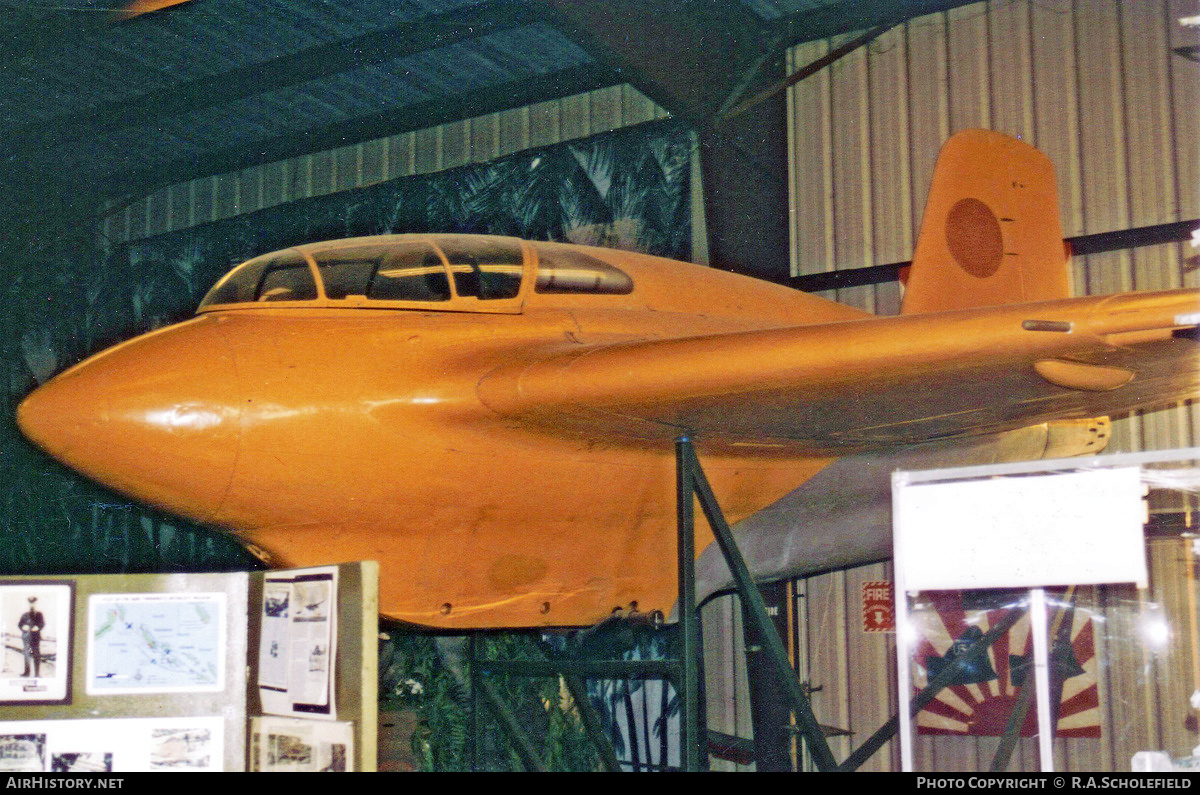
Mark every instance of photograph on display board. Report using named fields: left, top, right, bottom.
left=0, top=717, right=224, bottom=772
left=149, top=727, right=215, bottom=770
left=0, top=734, right=46, bottom=772
left=0, top=581, right=72, bottom=704
left=50, top=752, right=113, bottom=773
left=250, top=717, right=353, bottom=773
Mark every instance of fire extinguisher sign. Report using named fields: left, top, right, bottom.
left=861, top=580, right=894, bottom=632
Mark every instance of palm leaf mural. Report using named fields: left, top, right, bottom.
left=560, top=142, right=617, bottom=247
left=426, top=174, right=473, bottom=233
left=507, top=151, right=568, bottom=240
left=128, top=252, right=194, bottom=331
left=341, top=192, right=389, bottom=239
left=452, top=166, right=512, bottom=235
left=638, top=134, right=693, bottom=255
left=384, top=180, right=430, bottom=235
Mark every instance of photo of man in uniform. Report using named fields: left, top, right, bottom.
left=18, top=597, right=43, bottom=678
left=0, top=583, right=70, bottom=703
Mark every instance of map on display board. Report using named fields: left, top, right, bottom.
left=86, top=592, right=227, bottom=694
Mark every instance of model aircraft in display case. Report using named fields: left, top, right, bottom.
left=16, top=130, right=1199, bottom=628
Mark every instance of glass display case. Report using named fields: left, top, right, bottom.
left=893, top=448, right=1200, bottom=772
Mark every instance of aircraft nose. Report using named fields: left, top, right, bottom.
left=16, top=317, right=241, bottom=523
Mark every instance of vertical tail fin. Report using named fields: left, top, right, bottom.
left=900, top=129, right=1071, bottom=315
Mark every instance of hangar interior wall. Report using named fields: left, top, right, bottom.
left=101, top=83, right=676, bottom=249
left=755, top=0, right=1199, bottom=773
left=784, top=0, right=1197, bottom=456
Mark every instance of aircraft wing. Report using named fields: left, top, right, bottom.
left=479, top=289, right=1199, bottom=450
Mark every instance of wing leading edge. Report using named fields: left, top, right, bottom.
left=479, top=289, right=1200, bottom=450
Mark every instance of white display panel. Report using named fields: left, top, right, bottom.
left=894, top=467, right=1147, bottom=592
left=257, top=566, right=338, bottom=720
left=0, top=716, right=225, bottom=772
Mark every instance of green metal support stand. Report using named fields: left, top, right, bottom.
left=675, top=437, right=839, bottom=772
left=675, top=436, right=704, bottom=771
left=470, top=436, right=916, bottom=772
left=475, top=674, right=548, bottom=772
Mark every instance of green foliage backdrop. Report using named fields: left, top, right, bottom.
left=380, top=625, right=683, bottom=772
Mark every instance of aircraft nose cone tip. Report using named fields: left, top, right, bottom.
left=16, top=378, right=84, bottom=457
left=16, top=390, right=40, bottom=445
left=15, top=320, right=241, bottom=524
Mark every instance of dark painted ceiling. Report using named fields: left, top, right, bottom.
left=0, top=0, right=976, bottom=206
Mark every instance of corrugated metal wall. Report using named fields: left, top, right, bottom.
left=766, top=0, right=1200, bottom=772
left=701, top=594, right=756, bottom=771
left=101, top=84, right=671, bottom=248
left=785, top=0, right=1197, bottom=455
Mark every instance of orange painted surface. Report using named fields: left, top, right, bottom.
left=115, top=0, right=192, bottom=20
left=902, top=129, right=1071, bottom=315
left=20, top=239, right=854, bottom=627
left=15, top=132, right=1200, bottom=628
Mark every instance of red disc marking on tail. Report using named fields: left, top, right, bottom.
left=946, top=198, right=1004, bottom=279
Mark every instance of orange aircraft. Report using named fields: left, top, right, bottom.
left=16, top=130, right=1200, bottom=628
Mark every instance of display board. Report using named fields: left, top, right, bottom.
left=248, top=562, right=378, bottom=773
left=0, top=561, right=377, bottom=773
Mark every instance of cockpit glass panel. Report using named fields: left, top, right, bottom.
left=199, top=238, right=528, bottom=310
left=371, top=244, right=452, bottom=301
left=315, top=242, right=451, bottom=302
left=437, top=237, right=524, bottom=300
left=199, top=250, right=316, bottom=307
left=533, top=245, right=634, bottom=295
left=319, top=259, right=376, bottom=300
left=257, top=265, right=318, bottom=302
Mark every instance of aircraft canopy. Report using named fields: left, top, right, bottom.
left=196, top=234, right=634, bottom=312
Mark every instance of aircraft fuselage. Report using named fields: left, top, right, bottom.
left=18, top=237, right=849, bottom=627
